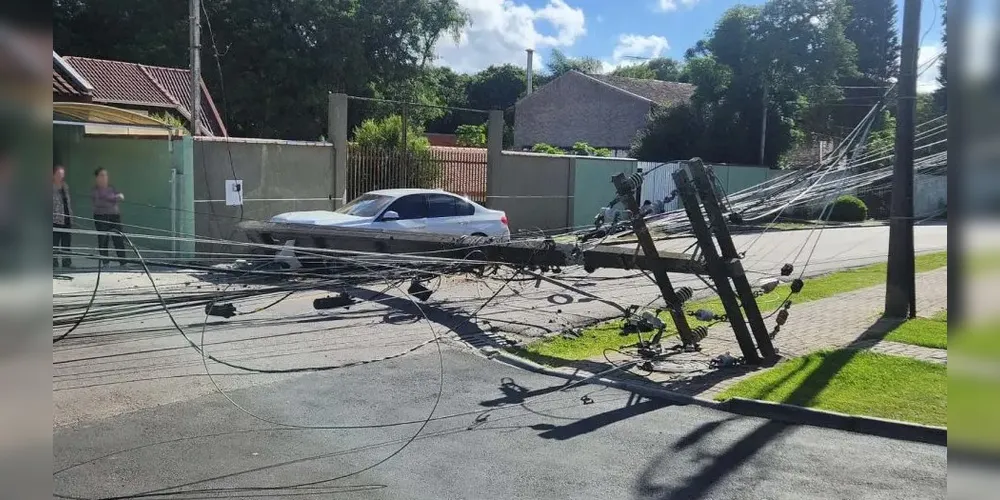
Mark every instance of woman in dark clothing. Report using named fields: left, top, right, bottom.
left=52, top=164, right=72, bottom=268
left=91, top=168, right=127, bottom=265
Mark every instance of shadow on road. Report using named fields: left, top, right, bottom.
left=536, top=398, right=671, bottom=441
left=634, top=316, right=907, bottom=499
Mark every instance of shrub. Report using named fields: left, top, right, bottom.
left=828, top=195, right=868, bottom=222
left=350, top=115, right=440, bottom=192
left=531, top=143, right=565, bottom=155
left=455, top=124, right=487, bottom=147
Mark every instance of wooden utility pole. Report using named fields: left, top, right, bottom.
left=885, top=0, right=921, bottom=318
left=189, top=0, right=202, bottom=136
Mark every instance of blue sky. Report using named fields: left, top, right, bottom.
left=434, top=0, right=947, bottom=91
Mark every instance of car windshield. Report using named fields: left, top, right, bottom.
left=334, top=193, right=394, bottom=217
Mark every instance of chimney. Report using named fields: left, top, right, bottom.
left=526, top=49, right=534, bottom=95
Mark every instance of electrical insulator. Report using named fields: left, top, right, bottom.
left=691, top=325, right=709, bottom=342
left=628, top=172, right=643, bottom=190
left=692, top=309, right=717, bottom=322
left=780, top=263, right=794, bottom=276
left=790, top=279, right=804, bottom=293
left=675, top=286, right=694, bottom=303
left=205, top=303, right=237, bottom=319
left=776, top=308, right=789, bottom=326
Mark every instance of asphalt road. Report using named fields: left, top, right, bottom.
left=53, top=345, right=947, bottom=500
left=52, top=225, right=948, bottom=426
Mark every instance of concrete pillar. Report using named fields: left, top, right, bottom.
left=328, top=92, right=349, bottom=208
left=485, top=109, right=504, bottom=209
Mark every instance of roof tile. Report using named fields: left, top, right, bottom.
left=60, top=56, right=225, bottom=135
left=586, top=73, right=695, bottom=106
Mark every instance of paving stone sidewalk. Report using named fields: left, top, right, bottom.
left=598, top=267, right=948, bottom=399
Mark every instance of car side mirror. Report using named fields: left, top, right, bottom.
left=381, top=210, right=400, bottom=221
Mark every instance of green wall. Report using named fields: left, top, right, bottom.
left=53, top=125, right=194, bottom=261
left=571, top=157, right=638, bottom=230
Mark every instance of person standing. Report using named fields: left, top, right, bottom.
left=52, top=164, right=73, bottom=268
left=91, top=168, right=127, bottom=265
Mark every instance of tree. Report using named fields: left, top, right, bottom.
left=934, top=1, right=947, bottom=113
left=630, top=104, right=707, bottom=161
left=844, top=0, right=900, bottom=84
left=546, top=49, right=603, bottom=77
left=455, top=124, right=487, bottom=147
left=633, top=0, right=858, bottom=166
left=828, top=0, right=900, bottom=135
left=465, top=64, right=526, bottom=110
left=422, top=66, right=474, bottom=133
left=53, top=0, right=469, bottom=140
left=611, top=64, right=656, bottom=80
left=611, top=57, right=683, bottom=81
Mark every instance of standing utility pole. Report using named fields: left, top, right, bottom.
left=759, top=79, right=768, bottom=166
left=885, top=0, right=921, bottom=318
left=189, top=0, right=202, bottom=136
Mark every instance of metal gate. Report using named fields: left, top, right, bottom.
left=347, top=144, right=487, bottom=203
left=345, top=95, right=491, bottom=203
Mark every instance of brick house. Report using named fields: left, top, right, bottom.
left=513, top=70, right=694, bottom=157
left=53, top=53, right=226, bottom=136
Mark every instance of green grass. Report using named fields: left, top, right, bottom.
left=883, top=311, right=948, bottom=349
left=520, top=251, right=948, bottom=363
left=715, top=349, right=947, bottom=427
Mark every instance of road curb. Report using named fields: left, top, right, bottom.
left=718, top=397, right=947, bottom=446
left=489, top=349, right=947, bottom=446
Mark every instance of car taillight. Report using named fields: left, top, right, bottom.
left=500, top=213, right=508, bottom=226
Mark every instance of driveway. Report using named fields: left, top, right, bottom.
left=54, top=345, right=947, bottom=500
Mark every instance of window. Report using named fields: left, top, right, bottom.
left=384, top=194, right=427, bottom=220
left=335, top=194, right=394, bottom=217
left=426, top=194, right=458, bottom=218
left=455, top=198, right=476, bottom=216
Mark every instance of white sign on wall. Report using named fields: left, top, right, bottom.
left=225, top=179, right=244, bottom=206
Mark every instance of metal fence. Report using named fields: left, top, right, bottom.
left=347, top=144, right=487, bottom=203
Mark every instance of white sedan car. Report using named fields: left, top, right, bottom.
left=271, top=189, right=511, bottom=241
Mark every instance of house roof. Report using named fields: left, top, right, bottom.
left=57, top=55, right=226, bottom=136
left=584, top=73, right=695, bottom=106
left=52, top=53, right=93, bottom=100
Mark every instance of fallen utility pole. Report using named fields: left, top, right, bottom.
left=885, top=0, right=921, bottom=319
left=685, top=159, right=776, bottom=359
left=239, top=159, right=781, bottom=363
left=611, top=172, right=701, bottom=349
left=238, top=220, right=706, bottom=275
left=674, top=167, right=760, bottom=363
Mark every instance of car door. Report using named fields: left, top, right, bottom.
left=371, top=194, right=428, bottom=232
left=424, top=193, right=465, bottom=236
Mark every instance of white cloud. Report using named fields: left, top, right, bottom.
left=655, top=0, right=701, bottom=13
left=434, top=0, right=587, bottom=74
left=600, top=34, right=670, bottom=73
left=916, top=45, right=944, bottom=94
left=612, top=34, right=669, bottom=62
